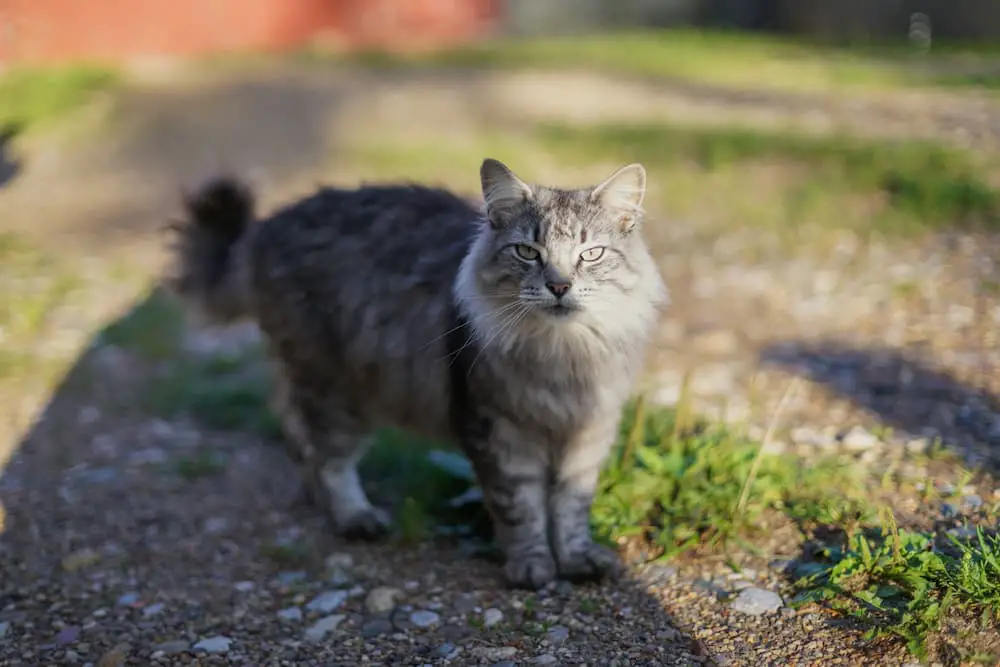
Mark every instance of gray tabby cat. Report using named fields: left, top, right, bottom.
left=166, top=159, right=667, bottom=589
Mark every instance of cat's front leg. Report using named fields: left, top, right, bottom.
left=462, top=419, right=556, bottom=590
left=550, top=419, right=621, bottom=583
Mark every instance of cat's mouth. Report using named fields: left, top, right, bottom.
left=544, top=303, right=578, bottom=317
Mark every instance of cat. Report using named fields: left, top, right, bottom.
left=166, top=159, right=668, bottom=589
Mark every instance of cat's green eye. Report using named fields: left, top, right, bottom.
left=514, top=244, right=540, bottom=261
left=580, top=246, right=606, bottom=262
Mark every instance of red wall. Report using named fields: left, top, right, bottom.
left=0, top=0, right=500, bottom=65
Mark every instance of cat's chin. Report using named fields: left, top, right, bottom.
left=540, top=303, right=580, bottom=318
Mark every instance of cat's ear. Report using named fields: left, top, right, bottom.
left=481, top=158, right=532, bottom=228
left=591, top=163, right=646, bottom=232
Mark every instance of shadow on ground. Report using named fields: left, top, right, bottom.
left=0, top=288, right=697, bottom=665
left=761, top=339, right=1000, bottom=462
left=0, top=126, right=21, bottom=189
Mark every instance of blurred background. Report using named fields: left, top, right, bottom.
left=2, top=2, right=1000, bottom=664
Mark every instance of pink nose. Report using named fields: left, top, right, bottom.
left=546, top=281, right=571, bottom=298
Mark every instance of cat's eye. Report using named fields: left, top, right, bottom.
left=580, top=246, right=606, bottom=262
left=514, top=244, right=540, bottom=261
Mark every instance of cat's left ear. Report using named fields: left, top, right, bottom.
left=591, top=163, right=646, bottom=233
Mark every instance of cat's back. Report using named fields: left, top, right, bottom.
left=251, top=182, right=480, bottom=278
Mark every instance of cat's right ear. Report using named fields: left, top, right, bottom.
left=481, top=158, right=532, bottom=228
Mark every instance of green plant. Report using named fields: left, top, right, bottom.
left=794, top=516, right=1000, bottom=661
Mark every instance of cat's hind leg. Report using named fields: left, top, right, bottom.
left=278, top=377, right=389, bottom=540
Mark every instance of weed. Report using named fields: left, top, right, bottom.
left=173, top=449, right=226, bottom=480
left=593, top=399, right=867, bottom=560
left=794, top=519, right=1000, bottom=661
left=261, top=540, right=311, bottom=568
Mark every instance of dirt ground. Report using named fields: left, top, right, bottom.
left=2, top=63, right=1000, bottom=666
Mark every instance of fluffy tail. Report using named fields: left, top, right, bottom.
left=166, top=176, right=255, bottom=324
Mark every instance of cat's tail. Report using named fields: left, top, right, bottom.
left=165, top=176, right=256, bottom=325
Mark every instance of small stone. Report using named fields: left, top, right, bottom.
left=305, top=615, right=345, bottom=642
left=436, top=643, right=462, bottom=659
left=365, top=587, right=404, bottom=615
left=152, top=640, right=189, bottom=655
left=490, top=663, right=516, bottom=667
left=0, top=621, right=8, bottom=638
left=841, top=426, right=879, bottom=452
left=55, top=626, right=80, bottom=645
left=731, top=588, right=783, bottom=615
left=204, top=517, right=229, bottom=534
left=690, top=328, right=739, bottom=356
left=233, top=581, right=255, bottom=592
left=325, top=553, right=354, bottom=570
left=116, top=592, right=139, bottom=606
left=61, top=549, right=100, bottom=572
left=277, top=571, right=307, bottom=585
left=546, top=626, right=569, bottom=645
left=192, top=636, right=232, bottom=654
left=963, top=494, right=984, bottom=510
left=96, top=644, right=128, bottom=667
left=482, top=608, right=504, bottom=628
left=476, top=645, right=517, bottom=660
left=142, top=603, right=164, bottom=617
left=361, top=618, right=393, bottom=637
left=306, top=590, right=348, bottom=614
left=277, top=607, right=303, bottom=622
left=534, top=655, right=559, bottom=665
left=410, top=610, right=441, bottom=628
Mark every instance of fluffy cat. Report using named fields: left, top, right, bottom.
left=166, top=159, right=667, bottom=589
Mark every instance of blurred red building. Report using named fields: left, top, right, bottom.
left=0, top=0, right=500, bottom=65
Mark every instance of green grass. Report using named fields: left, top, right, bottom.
left=99, top=289, right=186, bottom=361
left=794, top=519, right=1000, bottom=663
left=334, top=29, right=1000, bottom=95
left=173, top=448, right=226, bottom=480
left=535, top=123, right=1000, bottom=234
left=593, top=398, right=869, bottom=559
left=0, top=65, right=117, bottom=132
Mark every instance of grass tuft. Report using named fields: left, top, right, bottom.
left=0, top=65, right=117, bottom=132
left=536, top=123, right=1000, bottom=234
left=593, top=399, right=867, bottom=560
left=794, top=522, right=1000, bottom=662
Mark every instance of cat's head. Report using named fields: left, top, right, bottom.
left=463, top=158, right=665, bottom=331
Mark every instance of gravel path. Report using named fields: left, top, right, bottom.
left=1, top=64, right=999, bottom=666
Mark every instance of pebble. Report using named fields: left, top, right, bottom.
left=116, top=592, right=139, bottom=606
left=277, top=571, right=307, bottom=585
left=546, top=626, right=570, bottom=645
left=730, top=588, right=784, bottom=615
left=841, top=426, right=879, bottom=452
left=61, top=548, right=100, bottom=572
left=482, top=607, right=504, bottom=627
left=962, top=494, right=984, bottom=510
left=233, top=581, right=255, bottom=592
left=534, top=655, right=559, bottom=665
left=436, top=643, right=462, bottom=659
left=305, top=615, right=345, bottom=642
left=365, top=586, right=404, bottom=615
left=277, top=607, right=303, bottom=622
left=477, top=645, right=517, bottom=660
left=0, top=621, right=8, bottom=638
left=192, top=636, right=232, bottom=654
left=306, top=590, right=348, bottom=614
left=410, top=610, right=441, bottom=628
left=142, top=603, right=164, bottom=617
left=152, top=640, right=189, bottom=655
left=361, top=618, right=394, bottom=637
left=55, top=626, right=80, bottom=645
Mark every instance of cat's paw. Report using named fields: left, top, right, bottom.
left=504, top=553, right=558, bottom=590
left=557, top=541, right=621, bottom=583
left=336, top=507, right=392, bottom=541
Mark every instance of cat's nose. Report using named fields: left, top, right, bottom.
left=545, top=281, right=572, bottom=298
